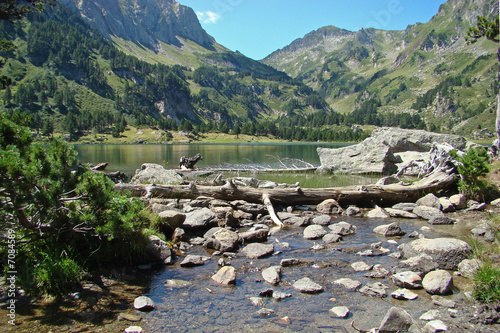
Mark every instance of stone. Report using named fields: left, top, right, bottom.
left=396, top=254, right=440, bottom=277
left=466, top=201, right=487, bottom=212
left=330, top=306, right=350, bottom=318
left=385, top=208, right=419, bottom=219
left=164, top=279, right=191, bottom=288
left=422, top=270, right=453, bottom=295
left=183, top=208, right=218, bottom=229
left=262, top=266, right=281, bottom=285
left=373, top=222, right=406, bottom=237
left=312, top=214, right=332, bottom=226
left=119, top=313, right=142, bottom=322
left=449, top=194, right=467, bottom=210
left=151, top=202, right=176, bottom=214
left=334, top=278, right=362, bottom=291
left=211, top=266, right=236, bottom=285
left=230, top=200, right=266, bottom=216
left=172, top=227, right=185, bottom=242
left=239, top=229, right=268, bottom=243
left=157, top=210, right=186, bottom=230
left=316, top=199, right=344, bottom=214
left=323, top=233, right=342, bottom=244
left=130, top=163, right=183, bottom=185
left=422, top=320, right=448, bottom=332
left=412, top=206, right=445, bottom=220
left=273, top=291, right=292, bottom=300
left=179, top=255, right=210, bottom=267
left=125, top=326, right=143, bottom=333
left=205, top=228, right=239, bottom=252
left=439, top=197, right=455, bottom=212
left=420, top=309, right=440, bottom=321
left=189, top=237, right=205, bottom=245
left=303, top=225, right=327, bottom=239
left=471, top=222, right=491, bottom=236
left=211, top=206, right=238, bottom=227
left=328, top=221, right=356, bottom=235
left=256, top=308, right=275, bottom=317
left=359, top=282, right=389, bottom=298
left=398, top=238, right=472, bottom=270
left=392, top=203, right=417, bottom=212
left=431, top=295, right=456, bottom=308
left=281, top=258, right=301, bottom=267
left=351, top=261, right=373, bottom=272
left=377, top=176, right=401, bottom=185
left=416, top=193, right=442, bottom=210
left=293, top=277, right=324, bottom=293
left=241, top=243, right=274, bottom=259
left=345, top=205, right=361, bottom=216
left=366, top=206, right=390, bottom=219
left=457, top=259, right=481, bottom=278
left=147, top=235, right=172, bottom=264
left=249, top=296, right=266, bottom=307
left=428, top=217, right=455, bottom=225
left=391, top=271, right=423, bottom=289
left=378, top=307, right=415, bottom=333
left=391, top=288, right=419, bottom=300
left=133, top=296, right=155, bottom=312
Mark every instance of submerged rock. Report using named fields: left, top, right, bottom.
left=292, top=277, right=324, bottom=293
left=211, top=266, right=236, bottom=285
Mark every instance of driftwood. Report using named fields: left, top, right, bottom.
left=179, top=153, right=202, bottom=170
left=116, top=167, right=457, bottom=207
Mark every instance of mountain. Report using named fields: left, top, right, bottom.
left=262, top=0, right=499, bottom=138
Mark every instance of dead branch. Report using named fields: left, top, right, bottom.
left=262, top=193, right=285, bottom=228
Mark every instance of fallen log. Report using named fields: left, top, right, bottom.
left=116, top=168, right=458, bottom=207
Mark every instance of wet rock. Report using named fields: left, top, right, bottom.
left=212, top=206, right=238, bottom=227
left=323, top=233, right=342, bottom=244
left=398, top=238, right=472, bottom=270
left=239, top=229, right=269, bottom=243
left=164, top=279, right=191, bottom=288
left=147, top=235, right=172, bottom=264
left=125, top=326, right=144, bottom=333
left=211, top=266, right=236, bottom=285
left=391, top=288, right=419, bottom=300
left=365, top=265, right=390, bottom=278
left=249, top=296, right=266, bottom=307
left=316, top=199, right=344, bottom=214
left=273, top=291, right=292, bottom=301
left=345, top=205, right=361, bottom=216
left=392, top=202, right=417, bottom=212
left=205, top=228, right=239, bottom=252
left=133, top=296, right=155, bottom=312
left=359, top=282, right=389, bottom=298
left=373, top=222, right=406, bottom=237
left=241, top=243, right=274, bottom=259
left=466, top=201, right=487, bottom=212
left=439, top=197, right=455, bottom=212
left=391, top=271, right=423, bottom=289
left=157, top=210, right=186, bottom=230
left=183, top=208, right=218, bottom=229
left=449, top=194, right=467, bottom=210
left=262, top=266, right=282, bottom=285
left=378, top=307, right=415, bottom=333
left=293, top=277, right=324, bottom=293
left=422, top=270, right=453, bottom=295
left=256, top=308, right=275, bottom=317
left=422, top=320, right=448, bottom=332
left=366, top=206, right=390, bottom=219
left=334, top=278, right=362, bottom=291
left=234, top=209, right=254, bottom=220
left=303, top=225, right=327, bottom=239
left=471, top=222, right=491, bottom=236
left=351, top=261, right=373, bottom=272
left=330, top=306, right=350, bottom=318
left=231, top=200, right=266, bottom=215
left=428, top=216, right=455, bottom=225
left=189, top=237, right=205, bottom=245
left=395, top=254, right=440, bottom=277
left=416, top=193, right=442, bottom=210
left=385, top=208, right=419, bottom=219
left=328, top=221, right=356, bottom=236
left=420, top=309, right=440, bottom=321
left=431, top=295, right=456, bottom=308
left=312, top=214, right=332, bottom=226
left=172, top=227, right=185, bottom=242
left=280, top=258, right=301, bottom=267
left=457, top=259, right=481, bottom=278
left=119, top=313, right=142, bottom=322
left=180, top=255, right=211, bottom=267
left=412, top=206, right=445, bottom=220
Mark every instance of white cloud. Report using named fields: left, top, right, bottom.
left=196, top=11, right=221, bottom=24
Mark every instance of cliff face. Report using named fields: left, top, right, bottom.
left=59, top=0, right=215, bottom=48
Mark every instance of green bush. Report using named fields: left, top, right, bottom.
left=473, top=265, right=500, bottom=303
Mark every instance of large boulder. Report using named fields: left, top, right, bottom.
left=183, top=208, right=218, bottom=229
left=130, top=163, right=183, bottom=185
left=399, top=238, right=472, bottom=270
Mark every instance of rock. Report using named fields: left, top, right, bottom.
left=151, top=202, right=176, bottom=214
left=239, top=229, right=268, bottom=243
left=262, top=266, right=281, bottom=285
left=205, top=228, right=239, bottom=252
left=385, top=208, right=419, bottom=219
left=412, top=206, right=445, bottom=220
left=328, top=221, right=356, bottom=235
left=241, top=243, right=274, bottom=259
left=457, top=259, right=481, bottom=278
left=179, top=255, right=210, bottom=267
left=365, top=265, right=390, bottom=278
left=431, top=295, right=456, bottom=308
left=189, top=237, right=205, bottom=245
left=157, top=210, right=186, bottom=230
left=172, top=227, right=185, bottom=242
left=346, top=205, right=361, bottom=216
left=391, top=288, right=419, bottom=300
left=471, top=222, right=491, bottom=236
left=396, top=254, right=440, bottom=277
left=211, top=206, right=238, bottom=227
left=359, top=282, right=389, bottom=298
left=378, top=307, right=415, bottom=333
left=373, top=222, right=406, bottom=237
left=416, top=193, right=442, bottom=210
left=147, top=235, right=172, bottom=264
left=398, top=238, right=472, bottom=270
left=164, top=279, right=191, bottom=288
left=211, top=266, right=236, bottom=285
left=351, top=261, right=373, bottom=272
left=256, top=308, right=275, bottom=317
left=130, top=163, right=183, bottom=185
left=377, top=176, right=401, bottom=185
left=119, top=313, right=142, bottom=322
left=428, top=217, right=455, bottom=225
left=249, top=296, right=266, bottom=307
left=273, top=291, right=292, bottom=300
left=420, top=309, right=440, bottom=321
left=312, top=214, right=332, bottom=226
left=230, top=200, right=266, bottom=216
left=303, top=225, right=327, bottom=239
left=466, top=201, right=487, bottom=212
left=391, top=271, right=422, bottom=289
left=439, top=197, right=455, bottom=212
left=293, top=277, right=324, bottom=293
left=125, top=326, right=143, bottom=333
left=366, top=206, right=390, bottom=218
left=392, top=203, right=417, bottom=212
left=330, top=306, right=350, bottom=318
left=323, top=233, right=342, bottom=244
left=316, top=199, right=344, bottom=214
left=183, top=208, right=218, bottom=229
left=278, top=213, right=308, bottom=226
left=422, top=270, right=453, bottom=295
left=422, top=320, right=448, bottom=332
left=133, top=296, right=155, bottom=312
left=281, top=258, right=301, bottom=267
left=449, top=194, right=467, bottom=210
left=334, top=278, right=362, bottom=291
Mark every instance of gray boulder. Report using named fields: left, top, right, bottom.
left=422, top=270, right=453, bottom=295
left=293, top=277, right=324, bottom=293
left=312, top=214, right=332, bottom=226
left=412, top=206, right=445, bottom=220
left=328, top=221, right=356, bottom=235
left=449, top=194, right=467, bottom=210
left=211, top=266, right=236, bottom=285
left=395, top=254, right=440, bottom=277
left=329, top=306, right=350, bottom=318
left=323, top=233, right=342, bottom=244
left=262, top=266, right=282, bottom=285
left=392, top=203, right=417, bottom=212
left=373, top=222, right=406, bottom=237
left=157, top=210, right=186, bottom=230
left=378, top=307, right=415, bottom=333
left=183, top=208, right=218, bottom=229
left=133, top=296, right=155, bottom=312
left=399, top=238, right=472, bottom=270
left=334, top=278, right=362, bottom=291
left=180, top=255, right=210, bottom=267
left=391, top=271, right=423, bottom=289
left=241, top=243, right=274, bottom=259
left=385, top=208, right=419, bottom=219
left=204, top=228, right=239, bottom=252
left=458, top=259, right=481, bottom=278
left=147, top=235, right=172, bottom=264
left=316, top=199, right=344, bottom=214
left=239, top=229, right=268, bottom=243
left=303, top=225, right=327, bottom=240
left=416, top=193, right=442, bottom=210
left=130, top=163, right=183, bottom=185
left=359, top=282, right=389, bottom=298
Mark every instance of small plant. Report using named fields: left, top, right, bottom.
left=473, top=265, right=500, bottom=303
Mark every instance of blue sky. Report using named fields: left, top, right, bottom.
left=178, top=0, right=448, bottom=60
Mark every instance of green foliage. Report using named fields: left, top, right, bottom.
left=473, top=265, right=500, bottom=303
left=467, top=16, right=499, bottom=44
left=0, top=116, right=156, bottom=295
